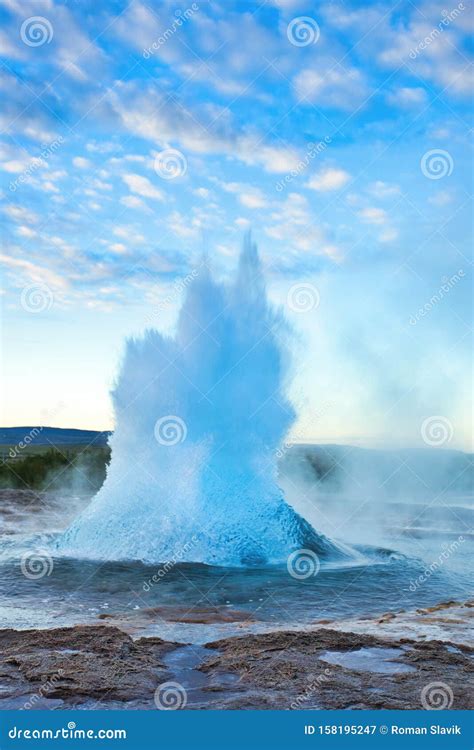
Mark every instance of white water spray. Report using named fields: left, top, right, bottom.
left=60, top=236, right=354, bottom=565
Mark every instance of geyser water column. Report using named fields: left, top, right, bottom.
left=60, top=236, right=353, bottom=566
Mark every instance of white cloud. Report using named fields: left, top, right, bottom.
left=235, top=217, right=251, bottom=229
left=113, top=226, right=145, bottom=243
left=358, top=207, right=388, bottom=225
left=307, top=167, right=351, bottom=192
left=294, top=66, right=368, bottom=110
left=240, top=191, right=268, bottom=209
left=265, top=193, right=340, bottom=257
left=109, top=243, right=127, bottom=254
left=120, top=195, right=146, bottom=209
left=220, top=181, right=268, bottom=208
left=16, top=226, right=36, bottom=238
left=73, top=157, right=91, bottom=169
left=379, top=227, right=398, bottom=242
left=0, top=253, right=68, bottom=289
left=387, top=87, right=428, bottom=108
left=368, top=181, right=401, bottom=199
left=3, top=205, right=39, bottom=224
left=42, top=180, right=59, bottom=193
left=193, top=187, right=211, bottom=199
left=429, top=190, right=454, bottom=207
left=108, top=83, right=300, bottom=174
left=122, top=173, right=165, bottom=200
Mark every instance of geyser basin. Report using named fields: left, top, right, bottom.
left=59, top=237, right=355, bottom=566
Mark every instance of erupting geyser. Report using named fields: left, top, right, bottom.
left=60, top=236, right=354, bottom=566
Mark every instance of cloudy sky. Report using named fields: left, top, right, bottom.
left=1, top=0, right=472, bottom=450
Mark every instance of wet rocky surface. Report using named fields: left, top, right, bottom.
left=201, top=626, right=473, bottom=709
left=0, top=625, right=177, bottom=710
left=0, top=604, right=472, bottom=710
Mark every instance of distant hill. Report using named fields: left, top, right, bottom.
left=0, top=427, right=111, bottom=448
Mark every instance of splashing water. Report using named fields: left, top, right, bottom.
left=59, top=237, right=356, bottom=566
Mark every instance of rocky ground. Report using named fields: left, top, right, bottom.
left=0, top=601, right=472, bottom=710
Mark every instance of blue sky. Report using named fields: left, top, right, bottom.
left=1, top=0, right=472, bottom=449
